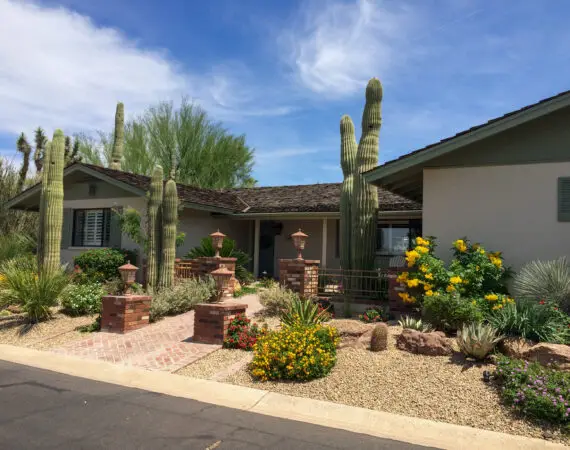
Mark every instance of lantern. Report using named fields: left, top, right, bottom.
left=118, top=261, right=138, bottom=294
left=210, top=230, right=226, bottom=258
left=210, top=265, right=233, bottom=301
left=291, top=229, right=308, bottom=260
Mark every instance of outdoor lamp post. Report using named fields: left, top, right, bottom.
left=210, top=230, right=226, bottom=258
left=291, top=229, right=308, bottom=260
left=118, top=261, right=138, bottom=295
left=210, top=265, right=233, bottom=301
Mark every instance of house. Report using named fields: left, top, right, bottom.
left=365, top=89, right=570, bottom=272
left=6, top=163, right=420, bottom=277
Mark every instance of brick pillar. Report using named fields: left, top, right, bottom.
left=188, top=257, right=238, bottom=294
left=279, top=259, right=320, bottom=299
left=387, top=268, right=417, bottom=318
left=193, top=302, right=248, bottom=344
left=101, top=295, right=152, bottom=333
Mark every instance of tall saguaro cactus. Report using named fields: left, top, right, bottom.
left=110, top=102, right=125, bottom=170
left=146, top=165, right=164, bottom=292
left=159, top=179, right=178, bottom=289
left=39, top=130, right=65, bottom=273
left=37, top=141, right=52, bottom=267
left=340, top=115, right=357, bottom=272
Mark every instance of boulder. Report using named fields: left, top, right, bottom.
left=329, top=319, right=375, bottom=350
left=396, top=329, right=453, bottom=356
left=498, top=337, right=535, bottom=359
left=522, top=343, right=570, bottom=370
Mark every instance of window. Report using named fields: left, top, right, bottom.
left=558, top=177, right=570, bottom=222
left=376, top=220, right=422, bottom=255
left=72, top=209, right=111, bottom=247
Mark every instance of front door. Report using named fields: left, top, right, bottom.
left=258, top=221, right=281, bottom=278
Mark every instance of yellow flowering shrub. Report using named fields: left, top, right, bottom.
left=250, top=323, right=340, bottom=381
left=475, top=293, right=515, bottom=314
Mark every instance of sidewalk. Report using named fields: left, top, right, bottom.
left=50, top=294, right=262, bottom=372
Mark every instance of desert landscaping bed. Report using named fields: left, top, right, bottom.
left=0, top=312, right=96, bottom=350
left=180, top=324, right=569, bottom=445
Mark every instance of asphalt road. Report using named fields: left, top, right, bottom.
left=0, top=360, right=437, bottom=449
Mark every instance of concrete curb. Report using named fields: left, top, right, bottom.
left=0, top=344, right=564, bottom=450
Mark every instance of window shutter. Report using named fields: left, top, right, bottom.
left=73, top=210, right=85, bottom=247
left=61, top=209, right=73, bottom=249
left=108, top=207, right=123, bottom=248
left=558, top=178, right=570, bottom=222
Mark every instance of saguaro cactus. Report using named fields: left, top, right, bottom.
left=351, top=78, right=383, bottom=271
left=159, top=179, right=178, bottom=289
left=340, top=115, right=357, bottom=272
left=110, top=102, right=125, bottom=170
left=37, top=141, right=52, bottom=267
left=146, top=165, right=164, bottom=292
left=40, top=130, right=65, bottom=273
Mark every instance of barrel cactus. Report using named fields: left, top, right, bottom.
left=146, top=165, right=164, bottom=292
left=370, top=322, right=388, bottom=352
left=159, top=179, right=178, bottom=289
left=110, top=102, right=124, bottom=170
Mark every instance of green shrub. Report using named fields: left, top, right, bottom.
left=223, top=313, right=267, bottom=351
left=233, top=286, right=258, bottom=298
left=74, top=248, right=137, bottom=283
left=457, top=322, right=502, bottom=360
left=0, top=233, right=35, bottom=264
left=513, top=257, right=570, bottom=313
left=259, top=284, right=298, bottom=316
left=488, top=298, right=570, bottom=344
left=150, top=276, right=216, bottom=321
left=101, top=278, right=143, bottom=296
left=258, top=277, right=277, bottom=289
left=281, top=297, right=330, bottom=327
left=250, top=324, right=339, bottom=381
left=61, top=282, right=105, bottom=316
left=494, top=356, right=570, bottom=425
left=359, top=308, right=387, bottom=323
left=0, top=258, right=69, bottom=323
left=422, top=292, right=483, bottom=332
left=398, top=316, right=433, bottom=332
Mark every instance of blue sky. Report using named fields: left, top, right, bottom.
left=0, top=0, right=569, bottom=186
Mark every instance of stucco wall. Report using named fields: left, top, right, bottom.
left=423, top=162, right=570, bottom=272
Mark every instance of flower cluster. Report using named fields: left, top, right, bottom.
left=359, top=308, right=385, bottom=323
left=223, top=313, right=267, bottom=351
left=250, top=324, right=339, bottom=381
left=484, top=293, right=514, bottom=311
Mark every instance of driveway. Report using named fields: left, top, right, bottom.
left=0, top=361, right=435, bottom=449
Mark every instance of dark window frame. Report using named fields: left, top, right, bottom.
left=72, top=208, right=111, bottom=247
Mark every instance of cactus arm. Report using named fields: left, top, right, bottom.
left=37, top=141, right=52, bottom=269
left=110, top=102, right=125, bottom=170
left=340, top=115, right=357, bottom=272
left=146, top=165, right=163, bottom=292
left=159, top=179, right=178, bottom=289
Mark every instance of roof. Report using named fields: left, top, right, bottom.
left=364, top=89, right=570, bottom=200
left=6, top=163, right=420, bottom=214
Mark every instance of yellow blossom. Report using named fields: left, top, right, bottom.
left=415, top=237, right=430, bottom=247
left=485, top=294, right=499, bottom=301
left=423, top=283, right=434, bottom=291
left=425, top=273, right=434, bottom=280
left=492, top=304, right=504, bottom=311
left=399, top=292, right=416, bottom=304
left=425, top=290, right=434, bottom=297
left=453, top=239, right=467, bottom=252
left=419, top=264, right=429, bottom=273
left=450, top=276, right=462, bottom=284
left=446, top=285, right=455, bottom=293
left=406, top=278, right=420, bottom=288
left=405, top=250, right=420, bottom=267
left=396, top=272, right=409, bottom=283
left=415, top=245, right=429, bottom=254
left=471, top=300, right=477, bottom=306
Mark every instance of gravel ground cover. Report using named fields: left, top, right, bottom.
left=0, top=312, right=96, bottom=350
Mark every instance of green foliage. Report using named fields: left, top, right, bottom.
left=74, top=248, right=137, bottom=283
left=61, top=282, right=105, bottom=316
left=422, top=292, right=483, bottom=332
left=149, top=276, right=216, bottom=322
left=258, top=284, right=299, bottom=316
left=186, top=237, right=252, bottom=284
left=513, top=257, right=570, bottom=313
left=78, top=98, right=256, bottom=188
left=250, top=324, right=340, bottom=381
left=223, top=313, right=267, bottom=351
left=0, top=233, right=35, bottom=264
left=281, top=297, right=330, bottom=327
left=0, top=258, right=70, bottom=323
left=457, top=322, right=502, bottom=360
left=233, top=286, right=258, bottom=297
left=358, top=307, right=387, bottom=323
left=488, top=298, right=570, bottom=344
left=258, top=277, right=277, bottom=289
left=398, top=316, right=434, bottom=332
left=494, top=356, right=570, bottom=425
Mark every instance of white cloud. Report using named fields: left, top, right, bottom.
left=281, top=0, right=418, bottom=97
left=0, top=0, right=292, bottom=139
left=256, top=148, right=319, bottom=164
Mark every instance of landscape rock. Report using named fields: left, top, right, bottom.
left=522, top=343, right=570, bottom=370
left=329, top=319, right=374, bottom=350
left=396, top=329, right=453, bottom=356
left=498, top=337, right=535, bottom=359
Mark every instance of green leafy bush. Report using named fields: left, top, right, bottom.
left=359, top=308, right=386, bottom=323
left=422, top=292, right=483, bottom=332
left=457, top=322, right=502, bottom=360
left=398, top=316, right=433, bottom=332
left=0, top=258, right=69, bottom=322
left=259, top=284, right=298, bottom=316
left=150, top=276, right=216, bottom=321
left=61, top=282, right=105, bottom=316
left=494, top=356, right=570, bottom=425
left=488, top=298, right=570, bottom=344
left=223, top=313, right=267, bottom=351
left=186, top=237, right=252, bottom=284
left=281, top=297, right=330, bottom=327
left=74, top=248, right=137, bottom=283
left=250, top=324, right=339, bottom=381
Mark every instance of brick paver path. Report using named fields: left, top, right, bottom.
left=51, top=295, right=263, bottom=372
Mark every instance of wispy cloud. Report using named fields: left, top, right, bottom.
left=256, top=148, right=319, bottom=164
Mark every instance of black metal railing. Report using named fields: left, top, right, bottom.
left=316, top=268, right=389, bottom=301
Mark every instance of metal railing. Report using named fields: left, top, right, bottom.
left=316, top=268, right=389, bottom=301
left=174, top=259, right=198, bottom=280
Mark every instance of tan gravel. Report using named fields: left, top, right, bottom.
left=224, top=324, right=570, bottom=445
left=176, top=349, right=251, bottom=379
left=0, top=312, right=96, bottom=350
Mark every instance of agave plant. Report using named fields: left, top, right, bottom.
left=398, top=315, right=434, bottom=332
left=457, top=323, right=502, bottom=360
left=513, top=257, right=570, bottom=312
left=281, top=297, right=330, bottom=327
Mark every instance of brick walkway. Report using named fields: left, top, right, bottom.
left=51, top=295, right=263, bottom=372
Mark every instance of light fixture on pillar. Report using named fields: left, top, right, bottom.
left=291, top=229, right=308, bottom=260
left=210, top=265, right=232, bottom=302
left=210, top=230, right=226, bottom=258
left=118, top=261, right=138, bottom=294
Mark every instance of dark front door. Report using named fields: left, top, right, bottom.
left=258, top=221, right=282, bottom=278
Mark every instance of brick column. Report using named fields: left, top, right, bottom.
left=101, top=295, right=152, bottom=333
left=279, top=259, right=320, bottom=299
left=193, top=302, right=248, bottom=344
left=183, top=257, right=238, bottom=294
left=387, top=268, right=417, bottom=318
